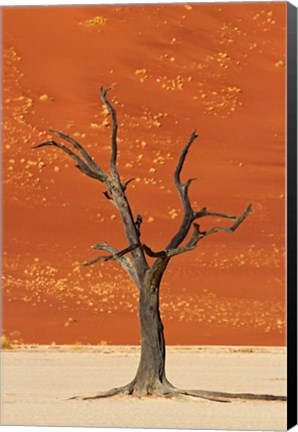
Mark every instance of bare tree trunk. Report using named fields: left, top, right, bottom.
left=132, top=282, right=167, bottom=396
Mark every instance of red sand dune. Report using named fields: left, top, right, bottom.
left=2, top=3, right=286, bottom=345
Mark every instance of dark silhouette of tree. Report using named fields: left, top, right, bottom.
left=34, top=87, right=286, bottom=403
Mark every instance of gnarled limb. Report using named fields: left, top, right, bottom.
left=33, top=140, right=107, bottom=181
left=166, top=205, right=252, bottom=258
left=99, top=87, right=120, bottom=183
left=174, top=130, right=198, bottom=194
left=195, top=207, right=241, bottom=220
left=201, top=204, right=253, bottom=237
left=81, top=255, right=106, bottom=267
left=83, top=242, right=140, bottom=283
left=123, top=178, right=136, bottom=191
left=150, top=129, right=252, bottom=278
left=150, top=130, right=199, bottom=278
left=164, top=131, right=252, bottom=256
left=149, top=205, right=252, bottom=263
left=49, top=129, right=107, bottom=180
left=142, top=244, right=167, bottom=258
left=165, top=223, right=202, bottom=257
left=35, top=89, right=148, bottom=276
left=167, top=130, right=199, bottom=250
left=99, top=88, right=148, bottom=273
left=134, top=214, right=143, bottom=237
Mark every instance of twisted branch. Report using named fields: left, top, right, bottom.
left=194, top=208, right=239, bottom=220
left=144, top=204, right=251, bottom=261
left=165, top=204, right=252, bottom=258
left=142, top=244, right=167, bottom=258
left=34, top=88, right=148, bottom=275
left=49, top=130, right=107, bottom=180
left=159, top=131, right=252, bottom=265
left=123, top=178, right=136, bottom=191
left=202, top=204, right=253, bottom=237
left=33, top=140, right=107, bottom=181
left=83, top=242, right=140, bottom=283
left=167, top=130, right=199, bottom=249
left=99, top=87, right=120, bottom=182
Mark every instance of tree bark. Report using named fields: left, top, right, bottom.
left=132, top=281, right=168, bottom=396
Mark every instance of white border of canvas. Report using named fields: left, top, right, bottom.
left=0, top=1, right=296, bottom=432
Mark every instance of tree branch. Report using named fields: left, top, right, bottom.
left=33, top=140, right=107, bottom=182
left=98, top=88, right=148, bottom=272
left=164, top=129, right=253, bottom=262
left=34, top=88, right=150, bottom=279
left=49, top=130, right=107, bottom=181
left=91, top=242, right=140, bottom=258
left=134, top=214, right=143, bottom=237
left=174, top=130, right=198, bottom=189
left=81, top=255, right=107, bottom=267
left=99, top=87, right=120, bottom=182
left=165, top=223, right=202, bottom=257
left=166, top=130, right=199, bottom=249
left=123, top=178, right=136, bottom=191
left=142, top=244, right=167, bottom=258
left=143, top=224, right=201, bottom=261
left=83, top=242, right=141, bottom=283
left=194, top=208, right=239, bottom=220
left=150, top=204, right=252, bottom=269
left=201, top=204, right=253, bottom=237
left=166, top=205, right=252, bottom=258
left=184, top=177, right=198, bottom=193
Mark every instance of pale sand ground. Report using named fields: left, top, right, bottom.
left=1, top=346, right=286, bottom=430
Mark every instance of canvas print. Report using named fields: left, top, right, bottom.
left=1, top=1, right=294, bottom=430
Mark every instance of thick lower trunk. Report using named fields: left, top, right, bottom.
left=132, top=284, right=169, bottom=396
left=73, top=281, right=286, bottom=403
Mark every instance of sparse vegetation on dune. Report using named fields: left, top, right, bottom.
left=1, top=335, right=14, bottom=350
left=2, top=4, right=286, bottom=348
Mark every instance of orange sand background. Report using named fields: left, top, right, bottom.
left=2, top=3, right=286, bottom=345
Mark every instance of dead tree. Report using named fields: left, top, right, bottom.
left=34, top=88, right=286, bottom=402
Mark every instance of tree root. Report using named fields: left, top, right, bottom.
left=176, top=388, right=287, bottom=403
left=70, top=382, right=135, bottom=400
left=69, top=382, right=286, bottom=403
